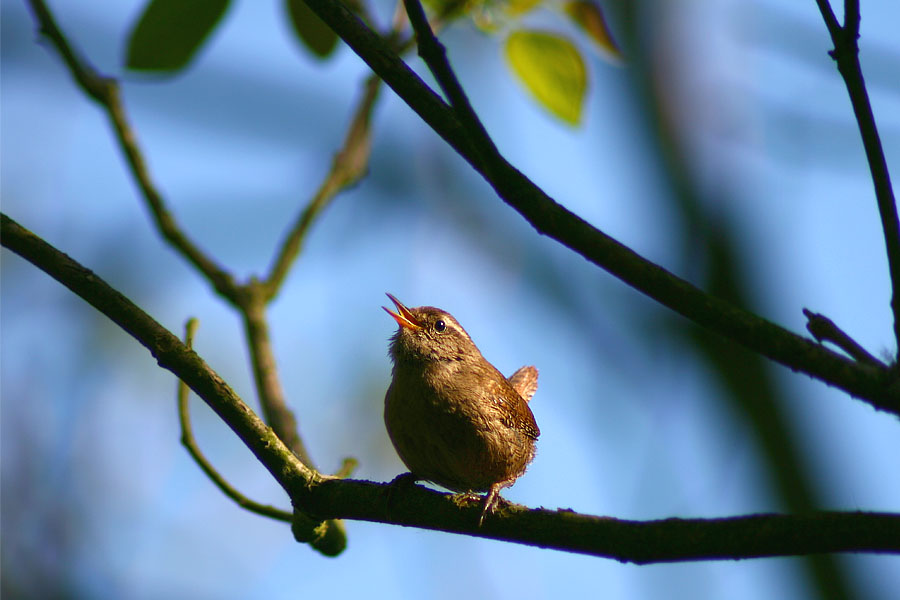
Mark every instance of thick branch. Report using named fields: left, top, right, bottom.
left=25, top=0, right=378, bottom=508
left=295, top=0, right=899, bottom=414
left=815, top=0, right=900, bottom=352
left=299, top=478, right=900, bottom=562
left=0, top=213, right=350, bottom=556
left=6, top=212, right=898, bottom=562
left=1, top=213, right=311, bottom=489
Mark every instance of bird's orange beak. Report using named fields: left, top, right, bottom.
left=383, top=293, right=422, bottom=330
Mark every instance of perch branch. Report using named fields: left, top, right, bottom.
left=4, top=212, right=899, bottom=562
left=305, top=478, right=900, bottom=562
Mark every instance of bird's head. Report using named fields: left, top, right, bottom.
left=383, top=293, right=480, bottom=364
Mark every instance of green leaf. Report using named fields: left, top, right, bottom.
left=564, top=0, right=623, bottom=63
left=286, top=0, right=339, bottom=59
left=504, top=0, right=542, bottom=16
left=126, top=0, right=231, bottom=72
left=505, top=30, right=587, bottom=125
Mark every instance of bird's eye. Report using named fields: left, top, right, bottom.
left=434, top=319, right=446, bottom=332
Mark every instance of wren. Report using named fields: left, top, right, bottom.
left=383, top=293, right=539, bottom=525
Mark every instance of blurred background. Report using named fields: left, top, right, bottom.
left=2, top=0, right=899, bottom=598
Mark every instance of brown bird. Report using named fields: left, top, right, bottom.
left=383, top=293, right=539, bottom=525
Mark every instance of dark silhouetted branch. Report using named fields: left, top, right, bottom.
left=814, top=0, right=900, bottom=352
left=804, top=309, right=887, bottom=368
left=290, top=0, right=900, bottom=414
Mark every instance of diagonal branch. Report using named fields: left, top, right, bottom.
left=237, top=286, right=314, bottom=466
left=402, top=0, right=494, bottom=168
left=0, top=212, right=350, bottom=555
left=814, top=0, right=900, bottom=353
left=3, top=211, right=899, bottom=562
left=25, top=0, right=316, bottom=484
left=263, top=74, right=381, bottom=299
left=26, top=0, right=380, bottom=515
left=804, top=309, right=887, bottom=368
left=294, top=0, right=899, bottom=415
left=25, top=0, right=239, bottom=300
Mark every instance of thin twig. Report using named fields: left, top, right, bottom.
left=239, top=287, right=314, bottom=465
left=25, top=0, right=238, bottom=299
left=814, top=0, right=900, bottom=353
left=264, top=74, right=381, bottom=298
left=0, top=213, right=314, bottom=489
left=804, top=309, right=886, bottom=368
left=177, top=318, right=293, bottom=522
left=4, top=212, right=899, bottom=561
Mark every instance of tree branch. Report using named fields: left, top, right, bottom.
left=4, top=212, right=898, bottom=562
left=804, top=308, right=887, bottom=368
left=814, top=0, right=900, bottom=353
left=263, top=74, right=381, bottom=299
left=25, top=0, right=381, bottom=523
left=1, top=213, right=313, bottom=490
left=304, top=478, right=900, bottom=562
left=0, top=213, right=349, bottom=555
left=402, top=0, right=494, bottom=168
left=237, top=286, right=315, bottom=466
left=25, top=0, right=239, bottom=299
left=177, top=318, right=294, bottom=523
left=291, top=0, right=899, bottom=415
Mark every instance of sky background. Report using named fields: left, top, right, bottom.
left=2, top=0, right=899, bottom=598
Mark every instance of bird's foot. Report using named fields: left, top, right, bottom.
left=449, top=491, right=482, bottom=508
left=477, top=484, right=504, bottom=527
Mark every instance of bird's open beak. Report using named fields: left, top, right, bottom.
left=383, top=293, right=422, bottom=330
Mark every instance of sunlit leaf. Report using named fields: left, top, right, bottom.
left=423, top=0, right=471, bottom=20
left=564, top=0, right=623, bottom=63
left=505, top=0, right=542, bottom=16
left=505, top=30, right=587, bottom=125
left=126, top=0, right=231, bottom=72
left=286, top=0, right=339, bottom=59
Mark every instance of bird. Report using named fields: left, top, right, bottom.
left=382, top=293, right=539, bottom=525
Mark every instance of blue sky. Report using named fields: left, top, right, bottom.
left=2, top=0, right=899, bottom=598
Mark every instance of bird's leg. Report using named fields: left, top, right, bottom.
left=478, top=483, right=504, bottom=527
